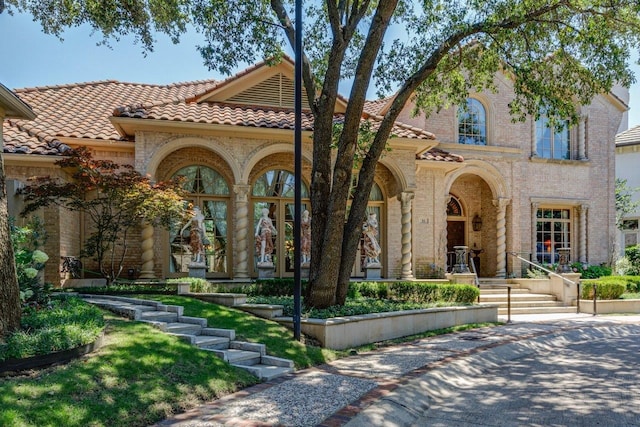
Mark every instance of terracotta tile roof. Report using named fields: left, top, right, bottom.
left=3, top=72, right=436, bottom=159
left=115, top=101, right=436, bottom=140
left=616, top=125, right=640, bottom=147
left=3, top=79, right=218, bottom=155
left=417, top=147, right=464, bottom=162
left=363, top=97, right=392, bottom=116
left=114, top=102, right=317, bottom=130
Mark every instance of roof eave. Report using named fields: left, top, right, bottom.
left=0, top=84, right=36, bottom=120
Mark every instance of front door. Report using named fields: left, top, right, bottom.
left=446, top=220, right=465, bottom=271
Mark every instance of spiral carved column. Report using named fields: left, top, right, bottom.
left=579, top=204, right=588, bottom=263
left=531, top=202, right=539, bottom=260
left=493, top=198, right=510, bottom=278
left=400, top=192, right=415, bottom=279
left=138, top=222, right=156, bottom=279
left=234, top=185, right=251, bottom=279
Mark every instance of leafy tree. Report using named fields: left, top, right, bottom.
left=615, top=178, right=640, bottom=230
left=20, top=147, right=188, bottom=283
left=5, top=0, right=640, bottom=307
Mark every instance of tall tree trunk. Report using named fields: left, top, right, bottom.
left=0, top=154, right=21, bottom=339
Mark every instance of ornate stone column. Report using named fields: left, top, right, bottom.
left=400, top=191, right=415, bottom=280
left=493, top=198, right=511, bottom=278
left=233, top=185, right=251, bottom=279
left=578, top=116, right=587, bottom=160
left=531, top=202, right=539, bottom=260
left=578, top=204, right=588, bottom=264
left=138, top=222, right=156, bottom=279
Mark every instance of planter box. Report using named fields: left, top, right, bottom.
left=276, top=305, right=498, bottom=350
left=187, top=293, right=247, bottom=306
left=578, top=298, right=640, bottom=314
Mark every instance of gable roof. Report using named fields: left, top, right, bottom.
left=616, top=124, right=640, bottom=147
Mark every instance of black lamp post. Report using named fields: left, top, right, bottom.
left=293, top=0, right=303, bottom=341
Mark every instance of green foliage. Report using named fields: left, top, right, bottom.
left=19, top=147, right=188, bottom=283
left=0, top=316, right=257, bottom=427
left=0, top=297, right=104, bottom=361
left=615, top=178, right=640, bottom=229
left=571, top=262, right=612, bottom=279
left=580, top=279, right=627, bottom=300
left=616, top=245, right=640, bottom=276
left=10, top=217, right=51, bottom=308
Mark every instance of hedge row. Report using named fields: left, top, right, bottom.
left=580, top=279, right=626, bottom=300
left=231, top=279, right=479, bottom=304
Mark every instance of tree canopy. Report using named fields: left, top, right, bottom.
left=5, top=0, right=640, bottom=307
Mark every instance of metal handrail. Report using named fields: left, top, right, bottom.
left=507, top=251, right=583, bottom=314
left=507, top=252, right=578, bottom=287
left=468, top=252, right=480, bottom=287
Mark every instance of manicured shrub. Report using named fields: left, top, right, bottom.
left=1, top=297, right=104, bottom=361
left=571, top=263, right=612, bottom=279
left=581, top=279, right=626, bottom=300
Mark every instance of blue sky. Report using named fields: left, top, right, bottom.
left=2, top=10, right=640, bottom=129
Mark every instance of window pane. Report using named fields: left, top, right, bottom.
left=458, top=98, right=486, bottom=145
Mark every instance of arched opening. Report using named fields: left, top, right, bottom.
left=168, top=165, right=231, bottom=277
left=251, top=169, right=310, bottom=277
left=352, top=181, right=385, bottom=277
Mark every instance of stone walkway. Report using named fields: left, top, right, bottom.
left=154, top=313, right=640, bottom=426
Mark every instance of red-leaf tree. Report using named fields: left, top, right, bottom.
left=20, top=147, right=188, bottom=283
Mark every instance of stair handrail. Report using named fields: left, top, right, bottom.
left=468, top=252, right=480, bottom=287
left=507, top=252, right=582, bottom=314
left=507, top=252, right=578, bottom=287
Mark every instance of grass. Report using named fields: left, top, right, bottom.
left=138, top=295, right=339, bottom=368
left=0, top=314, right=257, bottom=427
left=621, top=292, right=640, bottom=299
left=0, top=294, right=499, bottom=427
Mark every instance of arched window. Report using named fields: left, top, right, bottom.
left=169, top=165, right=230, bottom=276
left=252, top=169, right=310, bottom=276
left=458, top=98, right=487, bottom=145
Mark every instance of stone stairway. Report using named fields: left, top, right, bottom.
left=478, top=279, right=577, bottom=315
left=81, top=294, right=294, bottom=380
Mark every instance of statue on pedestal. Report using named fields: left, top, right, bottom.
left=180, top=206, right=208, bottom=265
left=301, top=209, right=311, bottom=265
left=362, top=212, right=381, bottom=266
left=255, top=208, right=277, bottom=265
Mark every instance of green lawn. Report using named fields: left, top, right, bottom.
left=0, top=295, right=496, bottom=427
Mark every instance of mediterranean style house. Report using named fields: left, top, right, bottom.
left=2, top=59, right=627, bottom=285
left=616, top=125, right=640, bottom=251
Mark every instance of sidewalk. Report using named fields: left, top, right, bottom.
left=154, top=313, right=640, bottom=427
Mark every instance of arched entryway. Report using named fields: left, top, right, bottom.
left=447, top=174, right=496, bottom=277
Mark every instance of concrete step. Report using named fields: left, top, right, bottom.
left=139, top=311, right=178, bottom=323
left=480, top=294, right=557, bottom=303
left=238, top=364, right=294, bottom=380
left=479, top=288, right=531, bottom=295
left=211, top=348, right=262, bottom=366
left=193, top=335, right=231, bottom=349
left=499, top=306, right=578, bottom=315
left=162, top=322, right=203, bottom=335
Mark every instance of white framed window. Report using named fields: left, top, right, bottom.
left=458, top=98, right=487, bottom=145
left=536, top=116, right=571, bottom=159
left=536, top=208, right=572, bottom=264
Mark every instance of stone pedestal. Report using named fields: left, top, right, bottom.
left=257, top=263, right=275, bottom=279
left=449, top=272, right=477, bottom=285
left=556, top=247, right=572, bottom=273
left=176, top=282, right=191, bottom=295
left=364, top=263, right=382, bottom=279
left=301, top=263, right=310, bottom=279
left=453, top=245, right=470, bottom=273
left=188, top=263, right=206, bottom=279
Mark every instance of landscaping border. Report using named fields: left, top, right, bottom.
left=275, top=305, right=498, bottom=349
left=0, top=333, right=105, bottom=374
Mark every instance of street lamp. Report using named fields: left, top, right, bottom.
left=293, top=0, right=303, bottom=341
